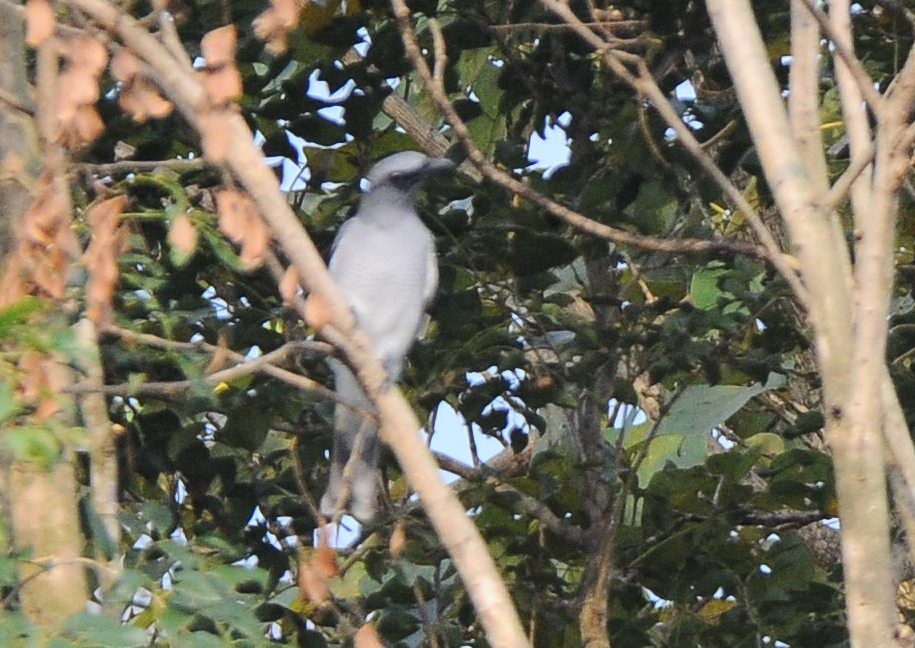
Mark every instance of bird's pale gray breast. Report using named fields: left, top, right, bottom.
left=329, top=213, right=435, bottom=363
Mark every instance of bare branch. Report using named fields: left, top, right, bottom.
left=800, top=0, right=885, bottom=113
left=66, top=339, right=319, bottom=397
left=392, top=0, right=778, bottom=265
left=825, top=0, right=874, bottom=222
left=788, top=0, right=830, bottom=193
left=74, top=320, right=122, bottom=554
left=536, top=0, right=806, bottom=298
left=705, top=2, right=898, bottom=644
left=820, top=141, right=874, bottom=212
left=488, top=20, right=648, bottom=34
left=78, top=157, right=207, bottom=176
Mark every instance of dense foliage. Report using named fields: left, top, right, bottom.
left=3, top=0, right=915, bottom=646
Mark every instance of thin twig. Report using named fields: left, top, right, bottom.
left=820, top=141, right=875, bottom=211
left=102, top=324, right=348, bottom=404
left=537, top=0, right=806, bottom=300
left=488, top=20, right=648, bottom=34
left=800, top=0, right=885, bottom=113
left=78, top=157, right=207, bottom=176
left=391, top=0, right=776, bottom=264
left=65, top=340, right=314, bottom=396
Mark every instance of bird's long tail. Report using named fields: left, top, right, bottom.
left=319, top=360, right=380, bottom=522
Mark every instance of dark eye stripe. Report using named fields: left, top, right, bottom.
left=389, top=171, right=421, bottom=187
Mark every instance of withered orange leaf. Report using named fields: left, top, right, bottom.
left=119, top=82, right=174, bottom=124
left=239, top=216, right=271, bottom=269
left=278, top=265, right=300, bottom=304
left=67, top=36, right=108, bottom=76
left=72, top=104, right=105, bottom=147
left=272, top=0, right=300, bottom=28
left=252, top=9, right=282, bottom=43
left=204, top=331, right=229, bottom=374
left=314, top=544, right=339, bottom=579
left=25, top=0, right=55, bottom=48
left=87, top=195, right=128, bottom=229
left=354, top=624, right=383, bottom=648
left=202, top=64, right=242, bottom=106
left=297, top=552, right=330, bottom=605
left=389, top=521, right=407, bottom=560
left=201, top=25, right=237, bottom=69
left=303, top=291, right=331, bottom=329
left=110, top=49, right=141, bottom=83
left=56, top=69, right=100, bottom=121
left=168, top=213, right=198, bottom=257
left=216, top=188, right=251, bottom=242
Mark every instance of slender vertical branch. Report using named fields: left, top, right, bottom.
left=827, top=0, right=874, bottom=224
left=788, top=0, right=829, bottom=193
left=705, top=2, right=899, bottom=645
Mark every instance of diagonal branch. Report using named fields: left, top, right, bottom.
left=59, top=2, right=530, bottom=644
left=535, top=0, right=805, bottom=300
left=390, top=0, right=781, bottom=265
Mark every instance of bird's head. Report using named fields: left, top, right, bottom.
left=365, top=151, right=455, bottom=198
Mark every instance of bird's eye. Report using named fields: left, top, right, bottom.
left=389, top=171, right=420, bottom=188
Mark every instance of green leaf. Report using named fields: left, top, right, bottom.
left=636, top=374, right=786, bottom=485
left=59, top=613, right=148, bottom=647
left=690, top=263, right=729, bottom=310
left=2, top=427, right=61, bottom=467
left=0, top=382, right=20, bottom=425
left=0, top=296, right=44, bottom=336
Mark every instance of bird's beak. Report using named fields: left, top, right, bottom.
left=424, top=158, right=456, bottom=175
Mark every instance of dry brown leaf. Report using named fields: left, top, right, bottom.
left=56, top=69, right=100, bottom=121
left=239, top=216, right=270, bottom=269
left=314, top=544, right=339, bottom=579
left=119, top=81, right=174, bottom=124
left=84, top=196, right=129, bottom=324
left=31, top=252, right=66, bottom=299
left=110, top=49, right=141, bottom=83
left=87, top=195, right=128, bottom=229
left=67, top=36, right=108, bottom=76
left=278, top=265, right=299, bottom=304
left=202, top=64, right=242, bottom=106
left=23, top=189, right=67, bottom=245
left=252, top=9, right=290, bottom=55
left=19, top=353, right=61, bottom=421
left=138, top=82, right=174, bottom=119
left=0, top=255, right=25, bottom=307
left=354, top=623, right=383, bottom=648
left=168, top=213, right=198, bottom=257
left=200, top=109, right=233, bottom=162
left=25, top=0, right=55, bottom=47
left=72, top=104, right=105, bottom=146
left=205, top=331, right=229, bottom=374
left=272, top=0, right=301, bottom=28
left=263, top=33, right=289, bottom=57
left=216, top=188, right=252, bottom=241
left=19, top=352, right=47, bottom=403
left=297, top=553, right=331, bottom=605
left=252, top=9, right=282, bottom=42
left=201, top=25, right=237, bottom=68
left=253, top=0, right=300, bottom=55
left=303, top=291, right=330, bottom=329
left=389, top=521, right=406, bottom=560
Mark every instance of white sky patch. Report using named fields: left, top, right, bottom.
left=528, top=112, right=572, bottom=175
left=202, top=285, right=232, bottom=320
left=675, top=80, right=696, bottom=101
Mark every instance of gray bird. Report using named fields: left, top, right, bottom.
left=319, top=151, right=454, bottom=522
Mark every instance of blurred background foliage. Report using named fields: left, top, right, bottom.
left=3, top=0, right=915, bottom=646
